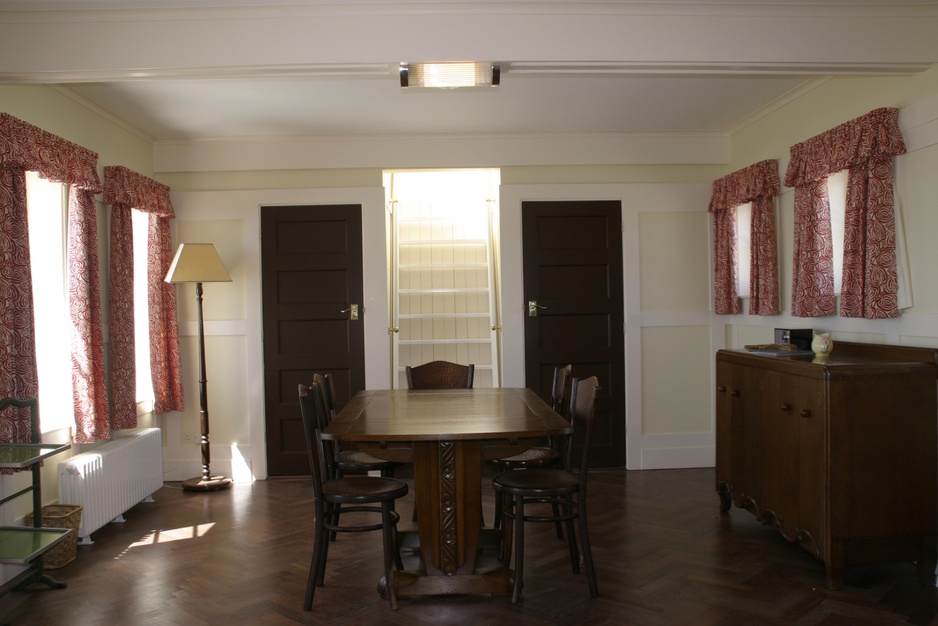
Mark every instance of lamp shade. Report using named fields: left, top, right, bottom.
left=165, top=243, right=232, bottom=284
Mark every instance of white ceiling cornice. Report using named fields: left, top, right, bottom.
left=2, top=1, right=938, bottom=20
left=2, top=3, right=936, bottom=79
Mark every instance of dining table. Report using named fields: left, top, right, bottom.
left=321, top=387, right=573, bottom=602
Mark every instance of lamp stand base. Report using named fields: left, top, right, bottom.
left=182, top=475, right=233, bottom=492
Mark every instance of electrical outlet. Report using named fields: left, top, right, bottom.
left=183, top=432, right=198, bottom=443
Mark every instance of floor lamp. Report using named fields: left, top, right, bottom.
left=165, top=243, right=233, bottom=492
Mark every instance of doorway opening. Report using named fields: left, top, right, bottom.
left=384, top=169, right=502, bottom=388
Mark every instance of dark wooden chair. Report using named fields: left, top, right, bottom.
left=405, top=360, right=474, bottom=389
left=490, top=364, right=573, bottom=533
left=492, top=376, right=601, bottom=603
left=312, top=373, right=402, bottom=479
left=548, top=363, right=574, bottom=416
left=298, top=381, right=409, bottom=610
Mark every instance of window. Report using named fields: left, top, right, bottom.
left=735, top=202, right=752, bottom=299
left=827, top=169, right=848, bottom=294
left=735, top=169, right=848, bottom=302
left=25, top=172, right=72, bottom=433
left=26, top=173, right=154, bottom=433
left=132, top=210, right=154, bottom=408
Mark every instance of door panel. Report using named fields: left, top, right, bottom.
left=261, top=204, right=365, bottom=476
left=522, top=200, right=625, bottom=467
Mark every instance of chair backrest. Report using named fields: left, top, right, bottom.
left=0, top=397, right=40, bottom=444
left=312, top=372, right=338, bottom=423
left=405, top=360, right=475, bottom=389
left=549, top=364, right=573, bottom=417
left=563, top=376, right=601, bottom=481
left=298, top=382, right=335, bottom=489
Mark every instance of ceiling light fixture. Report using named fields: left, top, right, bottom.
left=400, top=62, right=500, bottom=89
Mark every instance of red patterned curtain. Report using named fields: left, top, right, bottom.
left=0, top=113, right=105, bottom=444
left=69, top=188, right=110, bottom=442
left=784, top=108, right=906, bottom=318
left=708, top=160, right=780, bottom=316
left=104, top=165, right=183, bottom=425
left=0, top=154, right=38, bottom=448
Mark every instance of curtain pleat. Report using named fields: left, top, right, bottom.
left=711, top=207, right=739, bottom=315
left=790, top=178, right=836, bottom=317
left=69, top=188, right=110, bottom=442
left=0, top=165, right=39, bottom=464
left=108, top=204, right=137, bottom=429
left=149, top=214, right=185, bottom=414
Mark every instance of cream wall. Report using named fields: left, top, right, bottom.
left=3, top=68, right=938, bottom=492
left=721, top=67, right=938, bottom=349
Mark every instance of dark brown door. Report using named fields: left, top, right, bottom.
left=261, top=205, right=366, bottom=476
left=522, top=200, right=625, bottom=467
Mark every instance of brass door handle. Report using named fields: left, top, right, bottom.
left=528, top=300, right=547, bottom=317
left=341, top=304, right=360, bottom=321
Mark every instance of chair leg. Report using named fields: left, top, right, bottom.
left=304, top=523, right=326, bottom=610
left=381, top=502, right=399, bottom=609
left=494, top=489, right=503, bottom=529
left=577, top=501, right=599, bottom=598
left=391, top=523, right=404, bottom=571
left=552, top=501, right=564, bottom=539
left=499, top=493, right=514, bottom=567
left=512, top=496, right=525, bottom=604
left=563, top=498, right=579, bottom=575
left=328, top=502, right=340, bottom=542
left=318, top=511, right=333, bottom=586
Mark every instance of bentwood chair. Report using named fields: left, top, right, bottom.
left=548, top=364, right=574, bottom=415
left=405, top=360, right=475, bottom=389
left=490, top=364, right=573, bottom=533
left=492, top=376, right=601, bottom=603
left=313, top=373, right=402, bottom=479
left=298, top=381, right=409, bottom=610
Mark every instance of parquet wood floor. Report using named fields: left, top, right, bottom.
left=2, top=468, right=937, bottom=625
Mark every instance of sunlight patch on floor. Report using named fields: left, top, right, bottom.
left=128, top=523, right=216, bottom=548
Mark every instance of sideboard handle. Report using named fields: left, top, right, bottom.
left=800, top=409, right=811, bottom=418
left=780, top=403, right=792, bottom=411
left=717, top=385, right=727, bottom=393
left=730, top=390, right=740, bottom=397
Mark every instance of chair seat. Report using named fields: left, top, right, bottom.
left=490, top=446, right=558, bottom=469
left=335, top=449, right=401, bottom=472
left=322, top=476, right=409, bottom=503
left=493, top=468, right=578, bottom=496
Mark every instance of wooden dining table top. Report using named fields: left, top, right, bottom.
left=321, top=387, right=572, bottom=442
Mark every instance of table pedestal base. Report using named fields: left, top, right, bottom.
left=390, top=566, right=514, bottom=600
left=386, top=440, right=515, bottom=605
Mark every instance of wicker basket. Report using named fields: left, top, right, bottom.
left=25, top=504, right=82, bottom=569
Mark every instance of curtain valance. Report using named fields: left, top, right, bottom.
left=0, top=113, right=101, bottom=191
left=784, top=107, right=906, bottom=188
left=709, top=159, right=780, bottom=213
left=104, top=165, right=175, bottom=218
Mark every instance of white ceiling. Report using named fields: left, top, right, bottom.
left=1, top=1, right=936, bottom=144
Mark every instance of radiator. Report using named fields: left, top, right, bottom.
left=57, top=427, right=164, bottom=545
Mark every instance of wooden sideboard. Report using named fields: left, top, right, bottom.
left=715, top=342, right=938, bottom=589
